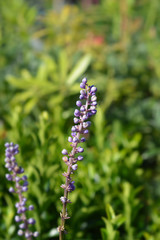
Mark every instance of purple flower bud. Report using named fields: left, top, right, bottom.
left=19, top=223, right=26, bottom=229
left=25, top=232, right=32, bottom=238
left=68, top=137, right=73, bottom=142
left=15, top=202, right=20, bottom=208
left=68, top=181, right=75, bottom=192
left=17, top=229, right=24, bottom=236
left=79, top=95, right=84, bottom=100
left=74, top=109, right=80, bottom=117
left=21, top=175, right=28, bottom=181
left=91, top=101, right=97, bottom=106
left=81, top=137, right=86, bottom=142
left=17, top=167, right=24, bottom=174
left=72, top=164, right=78, bottom=171
left=76, top=100, right=82, bottom=107
left=90, top=106, right=96, bottom=110
left=77, top=147, right=84, bottom=153
left=83, top=115, right=88, bottom=121
left=5, top=174, right=12, bottom=181
left=4, top=157, right=10, bottom=162
left=74, top=118, right=79, bottom=124
left=22, top=197, right=27, bottom=203
left=20, top=201, right=26, bottom=206
left=33, top=231, right=39, bottom=237
left=5, top=143, right=10, bottom=147
left=71, top=132, right=76, bottom=137
left=60, top=196, right=66, bottom=203
left=80, top=83, right=86, bottom=89
left=83, top=122, right=89, bottom=128
left=9, top=187, right=15, bottom=193
left=10, top=156, right=16, bottom=161
left=87, top=112, right=93, bottom=117
left=5, top=163, right=11, bottom=169
left=71, top=126, right=77, bottom=132
left=15, top=176, right=21, bottom=182
left=62, top=149, right=68, bottom=155
left=73, top=137, right=78, bottom=143
left=83, top=129, right=89, bottom=134
left=90, top=86, right=97, bottom=93
left=22, top=186, right=28, bottom=192
left=23, top=181, right=29, bottom=186
left=80, top=90, right=86, bottom=95
left=82, top=77, right=87, bottom=84
left=91, top=110, right=97, bottom=115
left=91, top=95, right=97, bottom=102
left=28, top=205, right=34, bottom=211
left=77, top=155, right=84, bottom=161
left=21, top=206, right=27, bottom=213
left=28, top=218, right=36, bottom=225
left=80, top=106, right=85, bottom=112
left=15, top=215, right=21, bottom=222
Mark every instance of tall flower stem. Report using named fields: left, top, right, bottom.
left=58, top=78, right=97, bottom=239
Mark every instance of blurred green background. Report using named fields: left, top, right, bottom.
left=0, top=0, right=160, bottom=239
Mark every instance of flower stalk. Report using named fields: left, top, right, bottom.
left=58, top=78, right=97, bottom=239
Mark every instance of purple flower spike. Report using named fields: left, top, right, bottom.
left=59, top=78, right=97, bottom=236
left=4, top=142, right=39, bottom=239
left=58, top=78, right=97, bottom=236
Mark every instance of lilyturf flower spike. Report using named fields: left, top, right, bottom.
left=4, top=142, right=39, bottom=239
left=58, top=78, right=97, bottom=240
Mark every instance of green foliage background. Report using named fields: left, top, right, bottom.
left=0, top=0, right=160, bottom=239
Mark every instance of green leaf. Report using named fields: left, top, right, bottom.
left=66, top=54, right=92, bottom=85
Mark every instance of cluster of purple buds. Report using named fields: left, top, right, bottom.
left=58, top=77, right=97, bottom=236
left=4, top=142, right=39, bottom=239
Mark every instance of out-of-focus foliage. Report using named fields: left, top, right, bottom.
left=0, top=0, right=160, bottom=239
